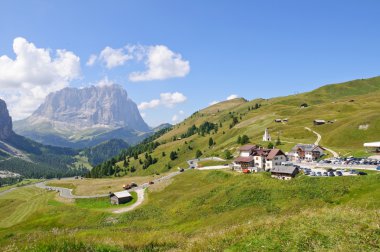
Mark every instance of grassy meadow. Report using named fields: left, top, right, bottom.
left=0, top=170, right=379, bottom=251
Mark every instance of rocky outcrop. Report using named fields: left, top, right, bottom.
left=13, top=85, right=151, bottom=148
left=29, top=84, right=149, bottom=131
left=0, top=99, right=13, bottom=140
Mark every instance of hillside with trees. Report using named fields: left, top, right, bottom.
left=90, top=76, right=380, bottom=177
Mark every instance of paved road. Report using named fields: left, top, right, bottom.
left=35, top=182, right=109, bottom=199
left=187, top=157, right=226, bottom=168
left=33, top=169, right=186, bottom=213
left=305, top=127, right=339, bottom=158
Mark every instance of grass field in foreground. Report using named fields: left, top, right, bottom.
left=0, top=170, right=379, bottom=251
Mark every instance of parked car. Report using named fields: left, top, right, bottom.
left=328, top=172, right=335, bottom=177
left=349, top=169, right=357, bottom=174
left=179, top=168, right=185, bottom=172
left=149, top=181, right=154, bottom=185
left=336, top=171, right=343, bottom=176
left=310, top=172, right=316, bottom=176
left=376, top=166, right=380, bottom=171
left=357, top=171, right=367, bottom=176
left=317, top=172, right=322, bottom=176
left=323, top=172, right=328, bottom=176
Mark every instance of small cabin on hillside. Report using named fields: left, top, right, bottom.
left=110, top=191, right=133, bottom=205
left=313, top=119, right=326, bottom=125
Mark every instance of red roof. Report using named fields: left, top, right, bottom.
left=234, top=156, right=254, bottom=163
left=266, top=149, right=285, bottom=160
left=239, top=145, right=257, bottom=151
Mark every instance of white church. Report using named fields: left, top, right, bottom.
left=263, top=128, right=271, bottom=142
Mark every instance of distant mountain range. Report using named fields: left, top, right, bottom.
left=13, top=84, right=166, bottom=148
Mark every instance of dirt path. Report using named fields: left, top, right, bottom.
left=305, top=127, right=339, bottom=157
left=112, top=188, right=145, bottom=214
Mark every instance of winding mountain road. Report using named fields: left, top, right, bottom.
left=305, top=127, right=339, bottom=158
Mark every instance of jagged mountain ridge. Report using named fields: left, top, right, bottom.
left=0, top=99, right=13, bottom=140
left=14, top=84, right=151, bottom=148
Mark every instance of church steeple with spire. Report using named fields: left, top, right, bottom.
left=263, top=128, right=271, bottom=142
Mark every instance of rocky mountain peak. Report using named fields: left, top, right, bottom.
left=0, top=99, right=14, bottom=140
left=30, top=84, right=149, bottom=132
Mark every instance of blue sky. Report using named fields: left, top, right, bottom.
left=1, top=0, right=380, bottom=126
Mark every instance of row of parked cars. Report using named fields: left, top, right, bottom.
left=301, top=167, right=367, bottom=177
left=320, top=157, right=380, bottom=166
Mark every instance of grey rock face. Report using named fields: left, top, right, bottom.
left=0, top=99, right=13, bottom=140
left=30, top=84, right=149, bottom=131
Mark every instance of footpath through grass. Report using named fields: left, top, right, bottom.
left=0, top=170, right=379, bottom=251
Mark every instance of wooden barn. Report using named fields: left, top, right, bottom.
left=110, top=191, right=133, bottom=205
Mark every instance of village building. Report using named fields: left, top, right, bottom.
left=110, top=191, right=133, bottom=205
left=287, top=144, right=324, bottom=162
left=265, top=149, right=287, bottom=170
left=233, top=145, right=257, bottom=171
left=313, top=119, right=326, bottom=125
left=271, top=166, right=299, bottom=180
left=233, top=145, right=287, bottom=172
left=262, top=128, right=271, bottom=142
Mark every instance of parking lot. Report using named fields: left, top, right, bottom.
left=300, top=167, right=368, bottom=177
left=319, top=157, right=380, bottom=166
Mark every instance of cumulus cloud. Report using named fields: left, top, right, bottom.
left=99, top=46, right=132, bottom=69
left=0, top=37, right=81, bottom=119
left=86, top=54, right=97, bottom=66
left=227, top=94, right=239, bottom=100
left=138, top=92, right=187, bottom=111
left=138, top=99, right=161, bottom=110
left=91, top=44, right=189, bottom=81
left=129, top=45, right=190, bottom=82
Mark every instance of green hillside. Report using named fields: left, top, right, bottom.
left=89, top=76, right=380, bottom=177
left=0, top=170, right=378, bottom=251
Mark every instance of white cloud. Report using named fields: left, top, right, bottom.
left=96, top=76, right=115, bottom=87
left=160, top=92, right=187, bottom=107
left=129, top=45, right=190, bottom=82
left=138, top=99, right=160, bottom=110
left=0, top=37, right=81, bottom=119
left=179, top=110, right=184, bottom=115
left=172, top=114, right=179, bottom=122
left=86, top=54, right=97, bottom=66
left=227, top=94, right=239, bottom=100
left=138, top=92, right=187, bottom=111
left=209, top=101, right=219, bottom=106
left=90, top=44, right=190, bottom=81
left=99, top=46, right=132, bottom=69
